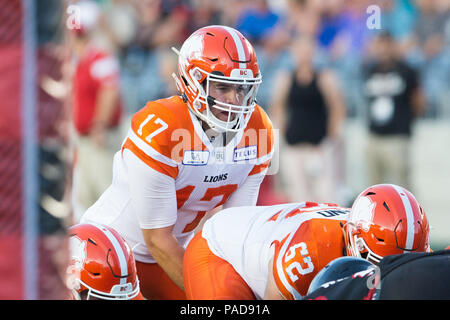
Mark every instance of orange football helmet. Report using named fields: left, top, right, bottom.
left=172, top=25, right=262, bottom=133
left=66, top=222, right=141, bottom=300
left=344, top=184, right=430, bottom=264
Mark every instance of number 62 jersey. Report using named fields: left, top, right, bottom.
left=81, top=95, right=274, bottom=263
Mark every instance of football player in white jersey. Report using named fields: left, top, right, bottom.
left=183, top=184, right=431, bottom=299
left=79, top=25, right=274, bottom=299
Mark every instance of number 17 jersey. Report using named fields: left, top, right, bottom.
left=81, top=95, right=274, bottom=263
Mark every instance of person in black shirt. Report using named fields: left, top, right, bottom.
left=363, top=31, right=425, bottom=190
left=270, top=35, right=347, bottom=204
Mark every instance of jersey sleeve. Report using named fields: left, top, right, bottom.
left=223, top=171, right=265, bottom=209
left=122, top=100, right=180, bottom=179
left=271, top=219, right=346, bottom=299
left=271, top=234, right=315, bottom=300
left=124, top=149, right=178, bottom=229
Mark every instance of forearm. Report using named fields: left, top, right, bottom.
left=142, top=228, right=185, bottom=290
left=125, top=150, right=183, bottom=288
left=264, top=257, right=286, bottom=300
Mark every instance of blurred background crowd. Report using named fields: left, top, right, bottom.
left=1, top=0, right=449, bottom=299
left=58, top=0, right=450, bottom=237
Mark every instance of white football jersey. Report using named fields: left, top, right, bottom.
left=81, top=95, right=274, bottom=263
left=201, top=202, right=350, bottom=299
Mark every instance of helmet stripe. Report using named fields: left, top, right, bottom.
left=391, top=185, right=415, bottom=251
left=222, top=26, right=247, bottom=69
left=90, top=222, right=129, bottom=285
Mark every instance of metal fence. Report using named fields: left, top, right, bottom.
left=0, top=0, right=70, bottom=300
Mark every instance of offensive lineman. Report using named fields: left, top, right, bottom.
left=183, top=184, right=431, bottom=299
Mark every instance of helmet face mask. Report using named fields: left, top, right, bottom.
left=76, top=280, right=140, bottom=300
left=345, top=222, right=384, bottom=265
left=200, top=70, right=260, bottom=132
left=173, top=25, right=262, bottom=133
left=344, top=184, right=430, bottom=264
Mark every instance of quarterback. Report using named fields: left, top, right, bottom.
left=80, top=25, right=274, bottom=299
left=183, top=184, right=431, bottom=299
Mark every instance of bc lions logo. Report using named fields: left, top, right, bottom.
left=350, top=196, right=376, bottom=232
left=66, top=236, right=87, bottom=290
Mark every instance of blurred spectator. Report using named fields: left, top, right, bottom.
left=253, top=29, right=293, bottom=113
left=409, top=0, right=448, bottom=56
left=253, top=26, right=293, bottom=207
left=318, top=0, right=373, bottom=118
left=119, top=0, right=188, bottom=115
left=228, top=1, right=293, bottom=206
left=316, top=0, right=348, bottom=50
left=362, top=31, right=425, bottom=190
left=377, top=0, right=418, bottom=41
left=126, top=0, right=163, bottom=52
left=402, top=0, right=450, bottom=117
left=283, top=0, right=321, bottom=38
left=234, top=0, right=281, bottom=44
left=120, top=46, right=178, bottom=116
left=270, top=35, right=346, bottom=204
left=70, top=0, right=123, bottom=219
left=151, top=3, right=191, bottom=48
left=188, top=0, right=222, bottom=32
left=99, top=0, right=138, bottom=55
left=216, top=0, right=252, bottom=29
